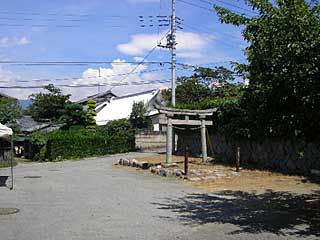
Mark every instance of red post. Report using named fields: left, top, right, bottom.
left=236, top=146, right=240, bottom=172
left=184, top=147, right=189, bottom=175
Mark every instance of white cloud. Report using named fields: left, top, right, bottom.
left=69, top=59, right=167, bottom=100
left=74, top=59, right=150, bottom=86
left=117, top=31, right=215, bottom=60
left=0, top=36, right=31, bottom=48
left=16, top=37, right=30, bottom=45
left=0, top=67, right=39, bottom=100
left=0, top=67, right=19, bottom=83
left=0, top=59, right=169, bottom=100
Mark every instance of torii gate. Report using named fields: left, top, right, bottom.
left=155, top=105, right=217, bottom=165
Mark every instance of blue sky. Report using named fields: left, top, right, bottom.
left=0, top=0, right=250, bottom=100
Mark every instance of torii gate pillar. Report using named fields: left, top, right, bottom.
left=200, top=116, right=207, bottom=162
left=166, top=115, right=173, bottom=165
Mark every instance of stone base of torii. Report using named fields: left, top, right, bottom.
left=155, top=105, right=217, bottom=164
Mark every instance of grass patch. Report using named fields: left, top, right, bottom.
left=0, top=160, right=17, bottom=168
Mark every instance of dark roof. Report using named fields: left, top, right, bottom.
left=16, top=116, right=50, bottom=133
left=77, top=90, right=117, bottom=105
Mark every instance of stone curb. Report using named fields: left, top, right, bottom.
left=118, top=158, right=152, bottom=170
left=117, top=158, right=240, bottom=182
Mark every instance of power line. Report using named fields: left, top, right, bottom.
left=119, top=29, right=171, bottom=83
left=177, top=0, right=214, bottom=13
left=176, top=60, right=237, bottom=69
left=180, top=24, right=238, bottom=49
left=182, top=21, right=240, bottom=40
left=177, top=0, right=254, bottom=17
left=0, top=23, right=128, bottom=29
left=0, top=11, right=124, bottom=18
left=4, top=67, right=171, bottom=84
left=0, top=60, right=171, bottom=66
left=0, top=78, right=172, bottom=89
left=0, top=14, right=138, bottom=29
left=198, top=0, right=257, bottom=15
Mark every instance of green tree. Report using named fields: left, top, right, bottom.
left=0, top=97, right=21, bottom=124
left=162, top=66, right=237, bottom=106
left=85, top=100, right=97, bottom=132
left=27, top=84, right=70, bottom=122
left=129, top=101, right=150, bottom=129
left=59, top=103, right=86, bottom=130
left=214, top=0, right=320, bottom=140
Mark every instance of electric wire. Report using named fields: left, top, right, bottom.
left=118, top=29, right=171, bottom=83
left=0, top=78, right=172, bottom=89
left=1, top=67, right=171, bottom=84
left=177, top=0, right=254, bottom=17
left=0, top=61, right=171, bottom=66
left=198, top=0, right=257, bottom=15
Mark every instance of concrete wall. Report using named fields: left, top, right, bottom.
left=135, top=131, right=166, bottom=152
left=177, top=131, right=320, bottom=174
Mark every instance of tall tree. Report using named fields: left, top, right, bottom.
left=130, top=101, right=150, bottom=129
left=0, top=97, right=21, bottom=124
left=214, top=0, right=320, bottom=140
left=162, top=66, right=237, bottom=106
left=28, top=84, right=70, bottom=122
left=59, top=103, right=86, bottom=129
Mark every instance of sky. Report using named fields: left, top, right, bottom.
left=0, top=0, right=251, bottom=100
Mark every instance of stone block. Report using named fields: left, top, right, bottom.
left=131, top=159, right=138, bottom=167
left=122, top=158, right=130, bottom=166
left=188, top=177, right=202, bottom=182
left=174, top=169, right=184, bottom=176
left=202, top=176, right=217, bottom=181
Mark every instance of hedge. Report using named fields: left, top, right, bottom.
left=46, top=119, right=135, bottom=161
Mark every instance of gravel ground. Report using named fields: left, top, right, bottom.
left=0, top=152, right=319, bottom=240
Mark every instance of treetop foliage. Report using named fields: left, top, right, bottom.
left=0, top=97, right=21, bottom=124
left=28, top=84, right=70, bottom=121
left=213, top=0, right=320, bottom=140
left=130, top=101, right=150, bottom=130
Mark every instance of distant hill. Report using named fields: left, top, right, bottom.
left=19, top=99, right=31, bottom=110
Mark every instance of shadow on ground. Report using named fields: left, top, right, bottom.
left=153, top=190, right=320, bottom=237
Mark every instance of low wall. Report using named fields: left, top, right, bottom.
left=135, top=131, right=166, bottom=152
left=177, top=131, right=320, bottom=174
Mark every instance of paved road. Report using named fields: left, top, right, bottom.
left=0, top=153, right=319, bottom=240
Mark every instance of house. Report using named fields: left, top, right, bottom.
left=16, top=116, right=62, bottom=134
left=14, top=116, right=61, bottom=159
left=95, top=89, right=161, bottom=126
left=77, top=90, right=117, bottom=106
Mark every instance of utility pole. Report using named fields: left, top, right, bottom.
left=98, top=68, right=101, bottom=94
left=157, top=0, right=177, bottom=159
left=171, top=0, right=177, bottom=107
left=158, top=0, right=177, bottom=107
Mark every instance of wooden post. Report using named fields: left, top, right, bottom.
left=184, top=147, right=189, bottom=175
left=166, top=116, right=173, bottom=164
left=200, top=116, right=207, bottom=162
left=236, top=146, right=240, bottom=172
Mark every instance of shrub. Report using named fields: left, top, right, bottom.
left=85, top=100, right=97, bottom=132
left=46, top=119, right=135, bottom=161
left=29, top=131, right=48, bottom=161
